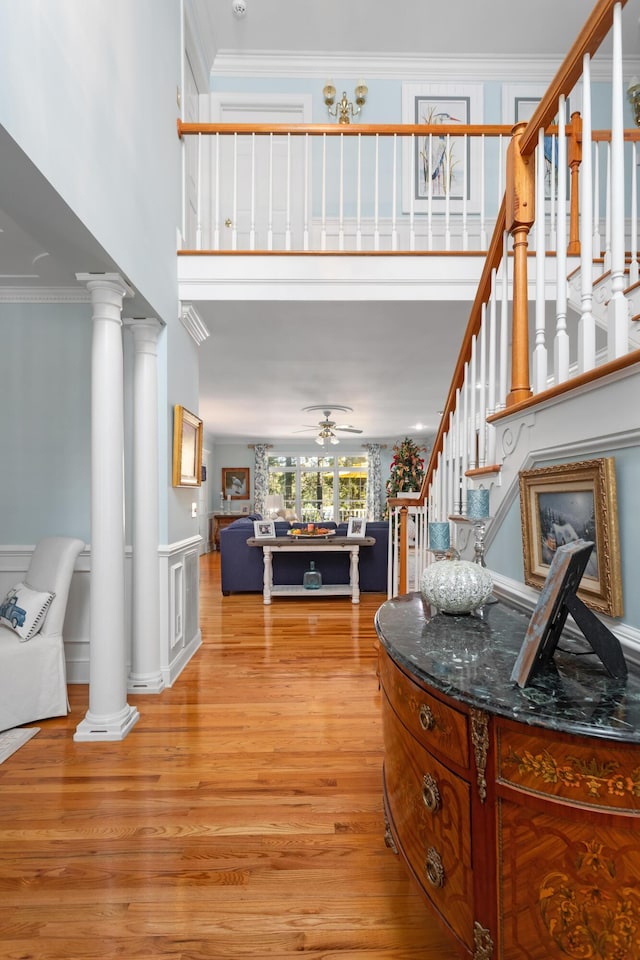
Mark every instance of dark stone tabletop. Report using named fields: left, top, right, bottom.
left=375, top=592, right=640, bottom=744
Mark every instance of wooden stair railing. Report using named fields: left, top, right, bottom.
left=399, top=0, right=635, bottom=597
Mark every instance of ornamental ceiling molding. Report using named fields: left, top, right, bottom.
left=0, top=286, right=91, bottom=303
left=211, top=51, right=633, bottom=82
left=180, top=302, right=210, bottom=345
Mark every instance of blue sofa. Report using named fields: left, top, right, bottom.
left=219, top=518, right=389, bottom=595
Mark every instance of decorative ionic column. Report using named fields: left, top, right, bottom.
left=125, top=318, right=164, bottom=694
left=74, top=274, right=140, bottom=742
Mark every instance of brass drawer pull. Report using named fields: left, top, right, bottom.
left=419, top=703, right=435, bottom=731
left=422, top=773, right=441, bottom=813
left=425, top=846, right=445, bottom=888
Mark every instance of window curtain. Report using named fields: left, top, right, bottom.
left=253, top=444, right=270, bottom=517
left=365, top=443, right=383, bottom=521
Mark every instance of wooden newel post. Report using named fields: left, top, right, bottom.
left=505, top=121, right=534, bottom=407
left=568, top=111, right=582, bottom=256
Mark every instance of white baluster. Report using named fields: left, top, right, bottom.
left=549, top=135, right=557, bottom=251
left=461, top=359, right=470, bottom=482
left=339, top=133, right=344, bottom=251
left=445, top=133, right=451, bottom=250
left=630, top=142, right=638, bottom=286
left=392, top=134, right=398, bottom=251
left=498, top=231, right=509, bottom=409
left=268, top=133, right=273, bottom=251
left=374, top=135, right=380, bottom=251
left=249, top=132, right=256, bottom=251
left=608, top=1, right=628, bottom=359
left=321, top=134, right=327, bottom=251
left=213, top=133, right=220, bottom=251
left=534, top=128, right=548, bottom=392
left=428, top=134, right=433, bottom=250
left=462, top=133, right=468, bottom=251
left=480, top=134, right=487, bottom=250
left=303, top=134, right=309, bottom=251
left=487, top=269, right=497, bottom=465
left=478, top=308, right=487, bottom=468
left=579, top=55, right=596, bottom=373
left=196, top=133, right=202, bottom=250
left=409, top=134, right=415, bottom=251
left=356, top=134, right=362, bottom=251
left=604, top=142, right=611, bottom=270
left=285, top=133, right=292, bottom=251
left=593, top=141, right=601, bottom=257
left=554, top=95, right=569, bottom=384
left=232, top=132, right=238, bottom=250
left=469, top=334, right=477, bottom=470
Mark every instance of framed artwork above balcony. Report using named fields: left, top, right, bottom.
left=401, top=82, right=483, bottom=216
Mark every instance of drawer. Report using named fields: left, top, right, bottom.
left=497, top=724, right=640, bottom=814
left=382, top=690, right=474, bottom=948
left=379, top=648, right=469, bottom=769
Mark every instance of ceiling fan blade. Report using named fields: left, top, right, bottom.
left=335, top=427, right=363, bottom=434
left=293, top=426, right=319, bottom=433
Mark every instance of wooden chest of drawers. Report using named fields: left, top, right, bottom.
left=376, top=594, right=640, bottom=960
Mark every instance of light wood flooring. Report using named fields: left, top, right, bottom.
left=1, top=551, right=460, bottom=959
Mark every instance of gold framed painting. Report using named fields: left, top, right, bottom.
left=519, top=458, right=623, bottom=618
left=172, top=405, right=203, bottom=488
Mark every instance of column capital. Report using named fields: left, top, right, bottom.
left=76, top=272, right=134, bottom=303
left=124, top=318, right=163, bottom=353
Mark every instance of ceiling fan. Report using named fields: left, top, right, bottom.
left=297, top=405, right=363, bottom=446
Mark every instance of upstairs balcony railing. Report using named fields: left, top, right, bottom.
left=177, top=121, right=541, bottom=254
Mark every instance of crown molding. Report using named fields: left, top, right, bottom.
left=180, top=302, right=210, bottom=344
left=211, top=50, right=631, bottom=83
left=0, top=286, right=91, bottom=303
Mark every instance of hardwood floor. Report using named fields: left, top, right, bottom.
left=1, top=552, right=460, bottom=959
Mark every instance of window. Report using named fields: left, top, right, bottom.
left=268, top=454, right=368, bottom=522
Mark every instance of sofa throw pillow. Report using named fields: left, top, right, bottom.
left=0, top=581, right=55, bottom=641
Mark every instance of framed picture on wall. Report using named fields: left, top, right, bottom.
left=401, top=82, right=483, bottom=215
left=519, top=458, right=623, bottom=618
left=222, top=467, right=250, bottom=500
left=172, top=405, right=203, bottom=488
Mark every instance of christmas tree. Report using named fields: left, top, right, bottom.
left=386, top=437, right=426, bottom=499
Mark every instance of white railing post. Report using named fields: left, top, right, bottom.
left=392, top=134, right=398, bottom=251
left=609, top=1, right=629, bottom=359
left=303, top=134, right=309, bottom=251
left=533, top=129, right=548, bottom=392
left=356, top=134, right=362, bottom=251
left=631, top=141, right=639, bottom=286
left=579, top=55, right=596, bottom=373
left=232, top=132, right=238, bottom=250
left=285, top=133, right=292, bottom=251
left=195, top=133, right=202, bottom=250
left=554, top=95, right=569, bottom=384
left=249, top=132, right=256, bottom=251
left=409, top=134, right=415, bottom=251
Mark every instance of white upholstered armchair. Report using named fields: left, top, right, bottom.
left=0, top=536, right=84, bottom=732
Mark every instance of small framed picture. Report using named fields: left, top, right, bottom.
left=253, top=520, right=275, bottom=539
left=222, top=467, right=250, bottom=500
left=347, top=517, right=366, bottom=538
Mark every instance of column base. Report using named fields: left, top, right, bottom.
left=127, top=672, right=165, bottom=694
left=74, top=704, right=140, bottom=742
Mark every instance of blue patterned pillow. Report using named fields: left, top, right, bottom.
left=0, top=581, right=55, bottom=641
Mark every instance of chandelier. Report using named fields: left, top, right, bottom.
left=323, top=82, right=368, bottom=124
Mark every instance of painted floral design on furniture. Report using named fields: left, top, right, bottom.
left=505, top=746, right=640, bottom=803
left=539, top=841, right=640, bottom=959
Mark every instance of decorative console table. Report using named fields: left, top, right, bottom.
left=375, top=592, right=640, bottom=960
left=247, top=536, right=375, bottom=604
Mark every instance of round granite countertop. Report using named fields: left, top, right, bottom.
left=375, top=592, right=640, bottom=744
